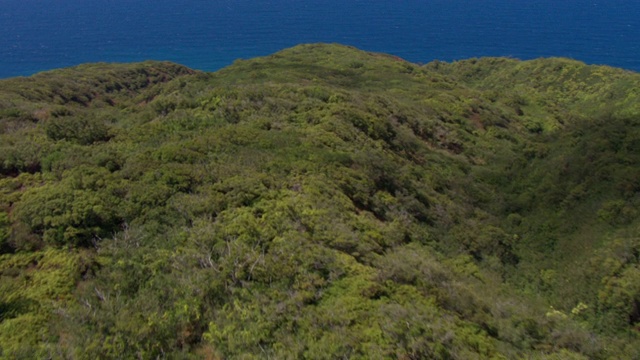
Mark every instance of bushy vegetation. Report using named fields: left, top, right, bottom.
left=0, top=43, right=639, bottom=359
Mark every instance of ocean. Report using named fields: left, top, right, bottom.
left=1, top=0, right=638, bottom=79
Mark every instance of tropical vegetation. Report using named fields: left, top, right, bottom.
left=1, top=43, right=639, bottom=359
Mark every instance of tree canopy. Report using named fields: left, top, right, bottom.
left=1, top=43, right=639, bottom=359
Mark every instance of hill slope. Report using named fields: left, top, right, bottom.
left=1, top=44, right=639, bottom=359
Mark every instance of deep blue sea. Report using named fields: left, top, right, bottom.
left=1, top=0, right=639, bottom=79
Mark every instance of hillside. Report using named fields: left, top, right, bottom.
left=1, top=43, right=639, bottom=359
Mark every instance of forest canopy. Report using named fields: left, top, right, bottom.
left=1, top=43, right=639, bottom=359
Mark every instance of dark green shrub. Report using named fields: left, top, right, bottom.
left=44, top=116, right=111, bottom=144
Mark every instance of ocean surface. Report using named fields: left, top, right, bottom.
left=1, top=0, right=639, bottom=79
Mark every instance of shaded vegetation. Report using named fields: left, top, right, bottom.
left=0, top=43, right=639, bottom=359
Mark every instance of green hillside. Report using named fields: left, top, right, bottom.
left=1, top=43, right=639, bottom=359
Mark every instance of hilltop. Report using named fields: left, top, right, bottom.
left=1, top=43, right=639, bottom=359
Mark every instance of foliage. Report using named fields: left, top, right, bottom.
left=0, top=43, right=639, bottom=359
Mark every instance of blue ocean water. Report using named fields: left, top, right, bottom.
left=1, top=0, right=638, bottom=79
